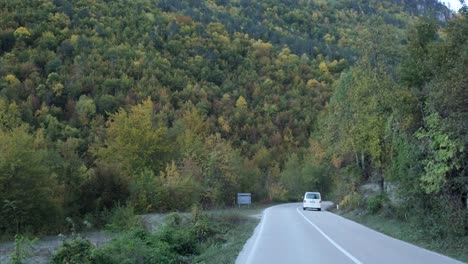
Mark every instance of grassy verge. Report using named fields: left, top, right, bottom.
left=208, top=203, right=271, bottom=218
left=192, top=212, right=259, bottom=263
left=49, top=204, right=266, bottom=264
left=174, top=203, right=269, bottom=263
left=340, top=210, right=468, bottom=263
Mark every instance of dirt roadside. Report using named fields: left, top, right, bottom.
left=0, top=212, right=166, bottom=264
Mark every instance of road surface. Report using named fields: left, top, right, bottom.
left=236, top=203, right=463, bottom=264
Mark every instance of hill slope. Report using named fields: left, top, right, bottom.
left=0, top=0, right=466, bottom=241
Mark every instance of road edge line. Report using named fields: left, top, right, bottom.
left=244, top=207, right=269, bottom=264
left=329, top=211, right=464, bottom=263
left=296, top=207, right=363, bottom=264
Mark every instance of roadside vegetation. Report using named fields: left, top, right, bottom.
left=327, top=12, right=468, bottom=260
left=5, top=204, right=260, bottom=264
left=340, top=208, right=468, bottom=262
left=0, top=0, right=467, bottom=261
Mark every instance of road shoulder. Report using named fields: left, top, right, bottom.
left=335, top=210, right=468, bottom=263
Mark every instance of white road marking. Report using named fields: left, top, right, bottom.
left=296, top=207, right=363, bottom=264
left=245, top=207, right=269, bottom=264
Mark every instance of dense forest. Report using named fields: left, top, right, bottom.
left=0, top=0, right=466, bottom=242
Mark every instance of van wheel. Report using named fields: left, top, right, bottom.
left=303, top=207, right=306, bottom=210
left=318, top=208, right=321, bottom=211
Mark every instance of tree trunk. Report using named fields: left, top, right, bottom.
left=379, top=170, right=385, bottom=192
left=361, top=153, right=365, bottom=171
left=355, top=152, right=360, bottom=168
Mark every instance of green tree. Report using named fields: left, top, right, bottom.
left=301, top=139, right=332, bottom=194
left=280, top=153, right=303, bottom=199
left=0, top=127, right=61, bottom=233
left=399, top=17, right=438, bottom=91
left=0, top=99, right=22, bottom=130
left=160, top=161, right=201, bottom=210
left=93, top=98, right=171, bottom=175
left=416, top=113, right=461, bottom=194
left=75, top=95, right=96, bottom=124
left=13, top=27, right=31, bottom=44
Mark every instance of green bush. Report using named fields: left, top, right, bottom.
left=78, top=163, right=130, bottom=214
left=105, top=204, right=141, bottom=232
left=52, top=210, right=255, bottom=264
left=407, top=195, right=468, bottom=239
left=191, top=203, right=203, bottom=223
left=157, top=224, right=198, bottom=256
left=52, top=229, right=181, bottom=264
left=165, top=212, right=184, bottom=226
left=51, top=237, right=95, bottom=264
left=92, top=229, right=178, bottom=264
left=129, top=169, right=163, bottom=213
left=367, top=194, right=387, bottom=214
left=11, top=235, right=37, bottom=264
left=189, top=206, right=213, bottom=242
left=339, top=192, right=363, bottom=211
left=193, top=218, right=216, bottom=242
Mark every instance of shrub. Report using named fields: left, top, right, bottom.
left=129, top=169, right=162, bottom=213
left=165, top=212, right=184, bottom=227
left=11, top=235, right=37, bottom=264
left=51, top=237, right=95, bottom=264
left=193, top=218, right=215, bottom=242
left=339, top=192, right=363, bottom=211
left=160, top=162, right=202, bottom=211
left=157, top=225, right=198, bottom=256
left=92, top=229, right=178, bottom=264
left=152, top=213, right=198, bottom=256
left=407, top=195, right=468, bottom=239
left=51, top=210, right=252, bottom=264
left=191, top=203, right=203, bottom=223
left=190, top=205, right=218, bottom=242
left=78, top=163, right=130, bottom=215
left=367, top=194, right=388, bottom=214
left=105, top=204, right=141, bottom=232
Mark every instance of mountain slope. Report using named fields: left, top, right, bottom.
left=0, top=0, right=464, bottom=237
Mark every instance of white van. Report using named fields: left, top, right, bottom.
left=303, top=192, right=321, bottom=211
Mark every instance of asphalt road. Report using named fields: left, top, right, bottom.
left=236, top=203, right=463, bottom=264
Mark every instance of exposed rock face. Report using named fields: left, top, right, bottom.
left=360, top=182, right=402, bottom=205
left=405, top=0, right=453, bottom=22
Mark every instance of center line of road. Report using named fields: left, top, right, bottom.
left=296, top=207, right=363, bottom=264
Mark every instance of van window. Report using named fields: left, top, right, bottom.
left=306, top=193, right=320, bottom=199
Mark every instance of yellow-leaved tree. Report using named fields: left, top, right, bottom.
left=93, top=98, right=171, bottom=175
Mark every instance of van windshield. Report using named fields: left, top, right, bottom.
left=306, top=193, right=320, bottom=199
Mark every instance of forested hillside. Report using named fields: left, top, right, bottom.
left=0, top=0, right=466, bottom=241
